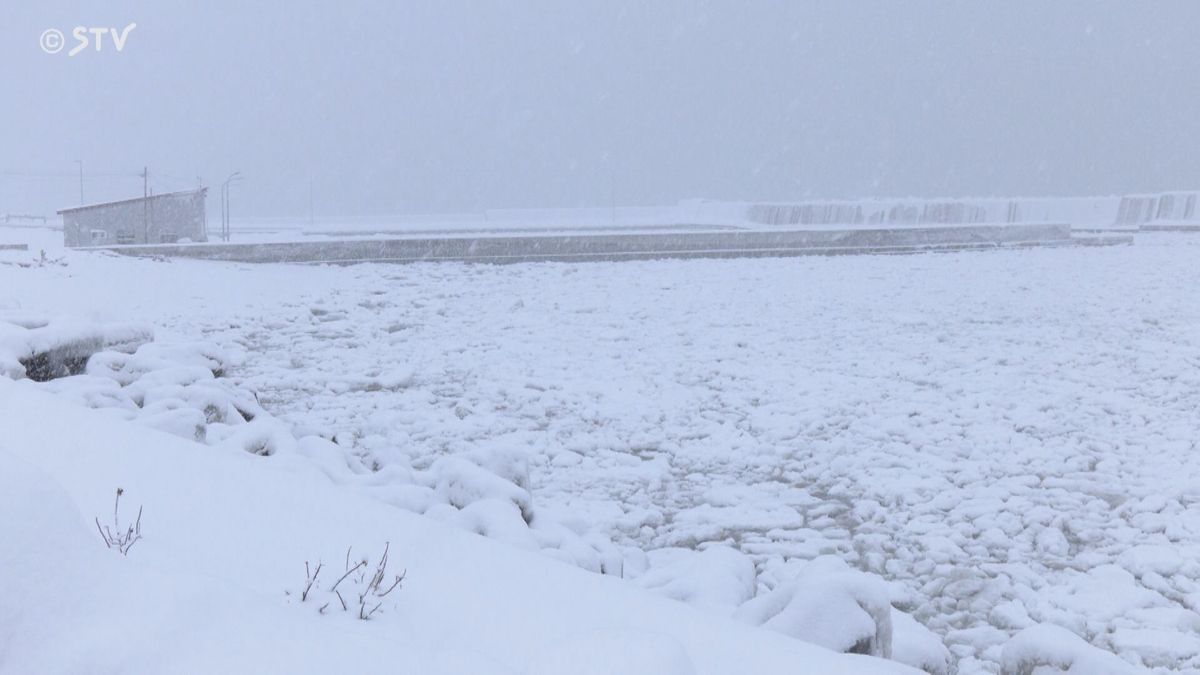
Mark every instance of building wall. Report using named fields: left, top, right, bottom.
left=63, top=190, right=207, bottom=247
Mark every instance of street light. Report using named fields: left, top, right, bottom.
left=74, top=160, right=83, bottom=205
left=221, top=171, right=243, bottom=242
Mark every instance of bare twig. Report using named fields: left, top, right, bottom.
left=377, top=570, right=406, bottom=598
left=301, top=561, right=323, bottom=602
left=95, top=517, right=111, bottom=548
left=329, top=560, right=367, bottom=594
left=361, top=601, right=382, bottom=620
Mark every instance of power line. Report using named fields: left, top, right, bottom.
left=0, top=170, right=143, bottom=178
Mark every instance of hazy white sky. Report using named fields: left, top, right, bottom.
left=3, top=1, right=1200, bottom=217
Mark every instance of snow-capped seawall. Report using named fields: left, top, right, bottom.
left=682, top=191, right=1200, bottom=231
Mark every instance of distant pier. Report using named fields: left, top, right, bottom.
left=92, top=223, right=1128, bottom=265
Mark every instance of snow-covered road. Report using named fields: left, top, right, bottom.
left=5, top=230, right=1200, bottom=672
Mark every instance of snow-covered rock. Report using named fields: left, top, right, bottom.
left=636, top=546, right=757, bottom=613
left=734, top=557, right=893, bottom=657
left=892, top=610, right=952, bottom=675
left=432, top=455, right=535, bottom=524
left=1000, top=624, right=1139, bottom=675
left=0, top=317, right=151, bottom=381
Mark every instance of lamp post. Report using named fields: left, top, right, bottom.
left=74, top=160, right=83, bottom=205
left=221, top=171, right=242, bottom=242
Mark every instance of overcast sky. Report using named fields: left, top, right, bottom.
left=3, top=1, right=1200, bottom=218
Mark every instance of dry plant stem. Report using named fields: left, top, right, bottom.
left=302, top=542, right=405, bottom=620
left=330, top=560, right=367, bottom=594
left=301, top=561, right=323, bottom=602
left=95, top=488, right=143, bottom=555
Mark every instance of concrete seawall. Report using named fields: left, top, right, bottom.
left=94, top=223, right=1123, bottom=265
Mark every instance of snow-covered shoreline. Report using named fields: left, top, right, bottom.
left=5, top=227, right=1200, bottom=672
left=1, top=382, right=921, bottom=674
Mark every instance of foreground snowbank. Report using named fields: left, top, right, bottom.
left=0, top=382, right=916, bottom=674
left=0, top=318, right=635, bottom=579
left=0, top=318, right=947, bottom=668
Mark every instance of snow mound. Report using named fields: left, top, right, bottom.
left=891, top=610, right=952, bottom=675
left=213, top=418, right=299, bottom=456
left=1000, top=624, right=1140, bottom=675
left=636, top=546, right=757, bottom=613
left=734, top=556, right=893, bottom=657
left=433, top=455, right=535, bottom=524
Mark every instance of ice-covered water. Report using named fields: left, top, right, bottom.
left=170, top=233, right=1199, bottom=672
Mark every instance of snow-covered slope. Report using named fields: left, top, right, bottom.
left=0, top=382, right=914, bottom=675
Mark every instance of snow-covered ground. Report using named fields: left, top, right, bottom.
left=4, top=225, right=1200, bottom=672
left=0, top=383, right=916, bottom=675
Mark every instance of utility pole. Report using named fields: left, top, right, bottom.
left=74, top=160, right=83, bottom=204
left=141, top=167, right=149, bottom=243
left=610, top=168, right=616, bottom=225
left=222, top=171, right=242, bottom=242
left=198, top=177, right=208, bottom=239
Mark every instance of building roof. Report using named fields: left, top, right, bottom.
left=57, top=187, right=208, bottom=215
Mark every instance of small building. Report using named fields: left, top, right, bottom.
left=59, top=188, right=208, bottom=247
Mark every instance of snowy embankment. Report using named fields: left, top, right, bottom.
left=0, top=382, right=915, bottom=675
left=0, top=314, right=948, bottom=672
